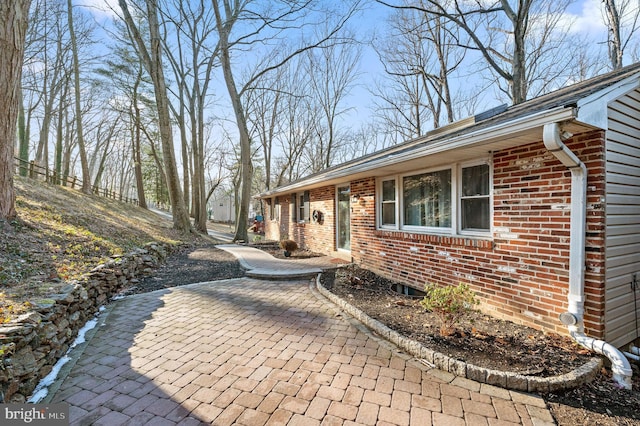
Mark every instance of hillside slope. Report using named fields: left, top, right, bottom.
left=0, top=177, right=199, bottom=321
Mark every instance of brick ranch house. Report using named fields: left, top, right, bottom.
left=259, top=63, right=640, bottom=387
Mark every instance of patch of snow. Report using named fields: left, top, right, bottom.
left=27, top=355, right=71, bottom=403
left=27, top=314, right=101, bottom=403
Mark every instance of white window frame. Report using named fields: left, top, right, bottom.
left=458, top=161, right=492, bottom=236
left=296, top=191, right=310, bottom=223
left=401, top=166, right=453, bottom=234
left=378, top=177, right=399, bottom=229
left=270, top=197, right=280, bottom=221
left=376, top=159, right=492, bottom=236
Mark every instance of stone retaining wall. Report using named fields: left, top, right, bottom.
left=0, top=242, right=172, bottom=403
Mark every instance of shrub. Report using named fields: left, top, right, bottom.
left=421, top=283, right=478, bottom=336
left=279, top=239, right=298, bottom=256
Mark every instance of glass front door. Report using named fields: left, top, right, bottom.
left=337, top=185, right=351, bottom=251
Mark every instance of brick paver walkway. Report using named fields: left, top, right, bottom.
left=49, top=278, right=554, bottom=425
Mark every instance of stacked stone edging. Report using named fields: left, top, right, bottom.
left=0, top=242, right=172, bottom=403
left=316, top=275, right=602, bottom=393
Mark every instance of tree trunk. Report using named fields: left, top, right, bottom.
left=54, top=79, right=69, bottom=185
left=92, top=125, right=114, bottom=190
left=0, top=0, right=31, bottom=220
left=132, top=75, right=147, bottom=209
left=118, top=0, right=191, bottom=232
left=192, top=83, right=208, bottom=233
left=62, top=112, right=72, bottom=185
left=147, top=2, right=191, bottom=231
left=18, top=85, right=29, bottom=177
left=604, top=0, right=623, bottom=69
left=67, top=0, right=92, bottom=194
left=509, top=0, right=530, bottom=104
left=212, top=1, right=251, bottom=242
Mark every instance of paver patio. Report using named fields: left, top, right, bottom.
left=48, top=276, right=555, bottom=425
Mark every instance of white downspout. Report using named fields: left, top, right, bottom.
left=543, top=122, right=633, bottom=390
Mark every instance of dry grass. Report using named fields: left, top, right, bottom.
left=0, top=177, right=197, bottom=322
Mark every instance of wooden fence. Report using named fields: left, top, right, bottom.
left=14, top=157, right=139, bottom=205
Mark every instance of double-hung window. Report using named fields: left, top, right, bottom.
left=380, top=179, right=397, bottom=227
left=377, top=162, right=490, bottom=235
left=295, top=191, right=310, bottom=222
left=460, top=164, right=490, bottom=231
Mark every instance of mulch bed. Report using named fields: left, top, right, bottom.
left=320, top=264, right=640, bottom=426
left=320, top=264, right=593, bottom=377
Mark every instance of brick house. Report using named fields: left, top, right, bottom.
left=259, top=64, right=640, bottom=386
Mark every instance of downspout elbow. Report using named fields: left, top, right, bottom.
left=543, top=122, right=633, bottom=390
left=543, top=123, right=585, bottom=171
left=570, top=329, right=633, bottom=389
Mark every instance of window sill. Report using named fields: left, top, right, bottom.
left=373, top=229, right=494, bottom=249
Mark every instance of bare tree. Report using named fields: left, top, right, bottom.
left=89, top=115, right=118, bottom=192
left=67, top=0, right=92, bottom=193
left=305, top=38, right=361, bottom=170
left=210, top=0, right=253, bottom=241
left=161, top=0, right=219, bottom=233
left=603, top=0, right=640, bottom=69
left=55, top=77, right=72, bottom=185
left=118, top=0, right=191, bottom=232
left=210, top=0, right=361, bottom=242
left=277, top=74, right=316, bottom=185
left=23, top=0, right=74, bottom=176
left=244, top=68, right=285, bottom=191
left=95, top=20, right=155, bottom=209
left=0, top=0, right=31, bottom=220
left=373, top=7, right=464, bottom=139
left=376, top=0, right=575, bottom=104
left=338, top=122, right=395, bottom=160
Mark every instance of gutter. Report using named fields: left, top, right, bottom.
left=543, top=122, right=633, bottom=390
left=260, top=106, right=577, bottom=198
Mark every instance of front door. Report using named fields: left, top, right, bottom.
left=337, top=185, right=351, bottom=251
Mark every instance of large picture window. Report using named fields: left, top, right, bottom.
left=403, top=169, right=451, bottom=228
left=378, top=161, right=490, bottom=235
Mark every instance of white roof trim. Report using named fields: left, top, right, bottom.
left=261, top=105, right=580, bottom=197
left=577, top=75, right=640, bottom=128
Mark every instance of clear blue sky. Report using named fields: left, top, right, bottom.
left=78, top=0, right=631, bottom=130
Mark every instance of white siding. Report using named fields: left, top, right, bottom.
left=210, top=196, right=236, bottom=223
left=605, top=88, right=640, bottom=348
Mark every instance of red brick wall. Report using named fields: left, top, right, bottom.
left=263, top=187, right=337, bottom=253
left=490, top=130, right=607, bottom=336
left=306, top=186, right=337, bottom=253
left=264, top=130, right=607, bottom=338
left=352, top=131, right=607, bottom=338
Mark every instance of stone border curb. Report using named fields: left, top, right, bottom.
left=246, top=269, right=323, bottom=279
left=315, top=274, right=602, bottom=393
